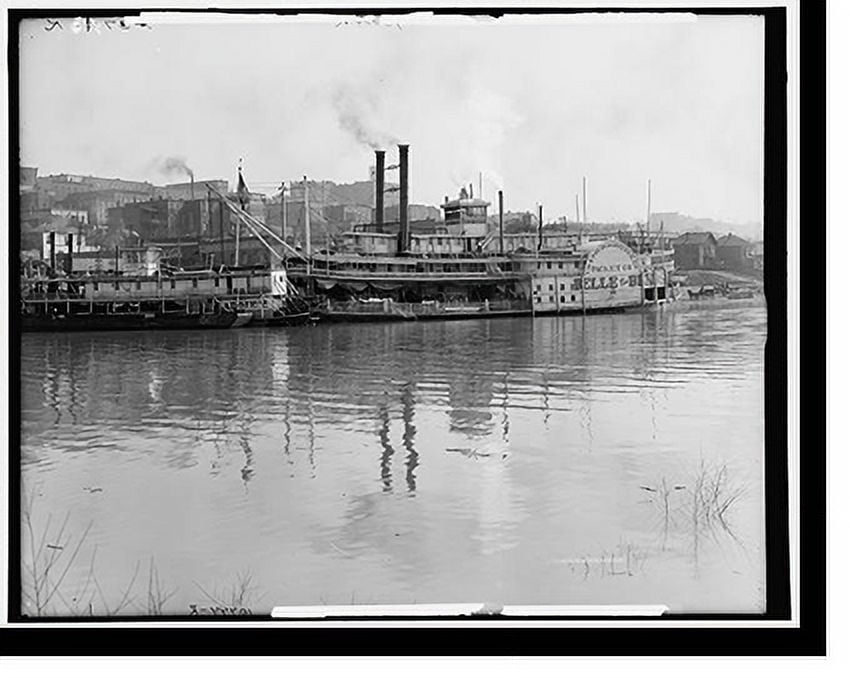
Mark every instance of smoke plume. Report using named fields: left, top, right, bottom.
left=332, top=86, right=399, bottom=150
left=155, top=155, right=194, bottom=179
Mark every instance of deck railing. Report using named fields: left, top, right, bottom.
left=322, top=298, right=531, bottom=317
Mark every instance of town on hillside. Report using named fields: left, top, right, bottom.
left=18, top=165, right=763, bottom=282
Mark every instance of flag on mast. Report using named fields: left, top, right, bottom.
left=237, top=160, right=249, bottom=212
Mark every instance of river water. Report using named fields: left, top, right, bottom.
left=20, top=303, right=766, bottom=616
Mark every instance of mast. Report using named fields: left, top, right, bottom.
left=280, top=182, right=287, bottom=243
left=234, top=212, right=241, bottom=266
left=304, top=175, right=311, bottom=278
left=645, top=178, right=652, bottom=253
left=234, top=158, right=243, bottom=267
left=218, top=195, right=226, bottom=267
left=582, top=176, right=587, bottom=224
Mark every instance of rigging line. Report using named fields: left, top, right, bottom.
left=217, top=198, right=280, bottom=261
left=208, top=183, right=285, bottom=240
left=208, top=184, right=306, bottom=261
left=242, top=208, right=307, bottom=261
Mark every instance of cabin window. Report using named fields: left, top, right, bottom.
left=560, top=296, right=565, bottom=303
left=560, top=283, right=565, bottom=290
left=558, top=263, right=563, bottom=269
left=135, top=280, right=141, bottom=290
left=571, top=295, right=576, bottom=302
left=170, top=280, right=176, bottom=289
left=548, top=284, right=553, bottom=291
left=93, top=282, right=99, bottom=291
left=214, top=278, right=220, bottom=287
left=535, top=284, right=541, bottom=291
left=192, top=278, right=198, bottom=288
left=547, top=262, right=552, bottom=269
left=114, top=282, right=119, bottom=290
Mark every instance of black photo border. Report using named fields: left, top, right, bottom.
left=2, top=2, right=825, bottom=656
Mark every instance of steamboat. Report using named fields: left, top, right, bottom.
left=285, top=145, right=675, bottom=320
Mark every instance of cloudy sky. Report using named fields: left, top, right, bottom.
left=19, top=12, right=764, bottom=225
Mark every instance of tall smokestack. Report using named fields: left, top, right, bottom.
left=48, top=232, right=55, bottom=270
left=66, top=233, right=74, bottom=275
left=190, top=170, right=195, bottom=202
left=498, top=190, right=504, bottom=255
left=374, top=150, right=385, bottom=229
left=398, top=144, right=409, bottom=254
left=538, top=204, right=543, bottom=251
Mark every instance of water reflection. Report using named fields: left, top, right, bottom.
left=377, top=404, right=394, bottom=493
left=400, top=383, right=418, bottom=494
left=20, top=304, right=767, bottom=612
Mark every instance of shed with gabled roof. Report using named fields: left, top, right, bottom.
left=673, top=231, right=717, bottom=269
left=715, top=232, right=752, bottom=271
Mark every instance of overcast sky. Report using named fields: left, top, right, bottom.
left=19, top=13, right=764, bottom=224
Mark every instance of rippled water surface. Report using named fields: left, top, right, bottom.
left=20, top=304, right=766, bottom=615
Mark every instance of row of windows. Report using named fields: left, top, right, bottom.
left=533, top=295, right=578, bottom=303
left=540, top=261, right=578, bottom=270
left=91, top=278, right=245, bottom=291
left=535, top=282, right=571, bottom=292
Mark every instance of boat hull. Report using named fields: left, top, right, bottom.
left=20, top=310, right=238, bottom=333
left=249, top=311, right=312, bottom=327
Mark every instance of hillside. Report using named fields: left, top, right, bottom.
left=650, top=212, right=762, bottom=241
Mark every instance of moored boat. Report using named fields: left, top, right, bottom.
left=19, top=264, right=308, bottom=333
left=20, top=299, right=238, bottom=333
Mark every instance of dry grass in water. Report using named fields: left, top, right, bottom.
left=639, top=459, right=748, bottom=561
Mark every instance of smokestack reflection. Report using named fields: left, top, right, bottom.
left=401, top=383, right=418, bottom=493
left=378, top=404, right=394, bottom=493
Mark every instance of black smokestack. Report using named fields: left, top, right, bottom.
left=375, top=149, right=385, bottom=229
left=66, top=233, right=74, bottom=274
left=498, top=190, right=504, bottom=255
left=538, top=204, right=543, bottom=251
left=48, top=232, right=55, bottom=270
left=398, top=144, right=409, bottom=254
